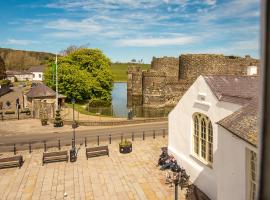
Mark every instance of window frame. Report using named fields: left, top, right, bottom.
left=192, top=113, right=213, bottom=166
left=247, top=148, right=257, bottom=200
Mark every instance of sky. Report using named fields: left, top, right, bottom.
left=0, top=0, right=260, bottom=63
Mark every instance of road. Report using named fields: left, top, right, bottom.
left=0, top=121, right=168, bottom=152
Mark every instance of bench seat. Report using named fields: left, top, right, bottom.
left=0, top=155, right=23, bottom=169
left=42, top=151, right=68, bottom=165
left=86, top=146, right=109, bottom=159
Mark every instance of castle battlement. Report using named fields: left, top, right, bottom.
left=127, top=54, right=260, bottom=107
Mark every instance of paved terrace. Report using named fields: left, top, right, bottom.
left=0, top=138, right=186, bottom=200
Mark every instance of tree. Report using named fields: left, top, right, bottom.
left=44, top=48, right=113, bottom=104
left=0, top=57, right=6, bottom=80
left=131, top=59, right=136, bottom=63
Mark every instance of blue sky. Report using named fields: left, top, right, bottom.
left=0, top=0, right=260, bottom=63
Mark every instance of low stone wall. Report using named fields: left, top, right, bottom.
left=61, top=117, right=167, bottom=126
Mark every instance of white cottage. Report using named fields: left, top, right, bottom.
left=28, top=65, right=45, bottom=81
left=168, top=75, right=258, bottom=200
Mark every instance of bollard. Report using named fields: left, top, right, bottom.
left=132, top=132, right=134, bottom=141
left=163, top=129, right=165, bottom=138
left=143, top=131, right=145, bottom=140
left=13, top=144, right=16, bottom=155
left=121, top=134, right=123, bottom=142
left=153, top=130, right=156, bottom=139
left=58, top=140, right=61, bottom=150
left=85, top=137, right=87, bottom=147
left=97, top=136, right=100, bottom=146
left=29, top=143, right=32, bottom=153
left=109, top=134, right=112, bottom=144
left=44, top=141, right=47, bottom=152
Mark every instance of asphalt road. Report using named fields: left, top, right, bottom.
left=0, top=121, right=168, bottom=152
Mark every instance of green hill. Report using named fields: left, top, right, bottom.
left=0, top=47, right=54, bottom=71
left=111, top=63, right=150, bottom=82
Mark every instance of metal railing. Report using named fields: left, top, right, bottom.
left=0, top=129, right=168, bottom=154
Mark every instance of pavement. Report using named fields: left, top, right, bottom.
left=0, top=138, right=187, bottom=200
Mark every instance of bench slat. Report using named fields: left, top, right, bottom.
left=86, top=145, right=109, bottom=159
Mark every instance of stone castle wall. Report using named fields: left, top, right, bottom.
left=128, top=54, right=260, bottom=108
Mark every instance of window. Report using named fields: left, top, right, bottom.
left=39, top=74, right=42, bottom=78
left=193, top=113, right=213, bottom=165
left=247, top=149, right=257, bottom=200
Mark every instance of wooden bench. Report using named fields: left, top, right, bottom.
left=0, top=155, right=23, bottom=169
left=42, top=151, right=69, bottom=165
left=86, top=146, right=109, bottom=159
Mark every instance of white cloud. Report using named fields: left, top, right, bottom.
left=116, top=36, right=198, bottom=47
left=6, top=39, right=38, bottom=45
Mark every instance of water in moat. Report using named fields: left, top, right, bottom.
left=87, top=82, right=173, bottom=118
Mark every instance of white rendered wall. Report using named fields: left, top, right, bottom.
left=168, top=76, right=242, bottom=200
left=32, top=72, right=43, bottom=81
left=217, top=126, right=257, bottom=200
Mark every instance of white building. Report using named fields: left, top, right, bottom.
left=28, top=65, right=45, bottom=81
left=168, top=75, right=258, bottom=200
left=6, top=70, right=33, bottom=82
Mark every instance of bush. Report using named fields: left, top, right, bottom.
left=88, top=98, right=111, bottom=107
left=0, top=79, right=11, bottom=86
left=119, top=140, right=132, bottom=148
left=5, top=110, right=15, bottom=114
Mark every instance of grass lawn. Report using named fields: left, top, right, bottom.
left=111, top=63, right=150, bottom=82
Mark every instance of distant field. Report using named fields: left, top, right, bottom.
left=111, top=63, right=150, bottom=82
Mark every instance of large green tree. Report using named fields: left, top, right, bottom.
left=44, top=48, right=113, bottom=103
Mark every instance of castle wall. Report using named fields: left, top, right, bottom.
left=151, top=57, right=179, bottom=77
left=127, top=54, right=260, bottom=108
left=127, top=66, right=142, bottom=106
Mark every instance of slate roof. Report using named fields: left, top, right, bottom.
left=203, top=75, right=259, bottom=147
left=28, top=65, right=46, bottom=73
left=26, top=83, right=66, bottom=99
left=203, top=75, right=259, bottom=105
left=6, top=70, right=32, bottom=75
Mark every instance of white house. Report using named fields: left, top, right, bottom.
left=28, top=65, right=45, bottom=81
left=168, top=75, right=258, bottom=200
left=6, top=70, right=33, bottom=82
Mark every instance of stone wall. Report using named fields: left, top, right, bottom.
left=128, top=54, right=260, bottom=108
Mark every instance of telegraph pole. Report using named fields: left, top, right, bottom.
left=55, top=54, right=58, bottom=111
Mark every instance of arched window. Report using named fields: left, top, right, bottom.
left=193, top=113, right=213, bottom=165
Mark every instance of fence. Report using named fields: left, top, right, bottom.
left=0, top=129, right=168, bottom=154
left=0, top=112, right=32, bottom=121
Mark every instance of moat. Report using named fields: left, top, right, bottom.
left=87, top=82, right=172, bottom=118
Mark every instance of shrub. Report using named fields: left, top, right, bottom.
left=5, top=110, right=15, bottom=114
left=88, top=98, right=111, bottom=107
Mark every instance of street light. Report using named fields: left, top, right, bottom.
left=172, top=172, right=181, bottom=200
left=72, top=98, right=76, bottom=147
left=70, top=98, right=77, bottom=162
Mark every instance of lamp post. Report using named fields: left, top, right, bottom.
left=70, top=98, right=77, bottom=162
left=173, top=172, right=181, bottom=200
left=72, top=98, right=76, bottom=148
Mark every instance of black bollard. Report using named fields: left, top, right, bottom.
left=143, top=131, right=145, bottom=140
left=58, top=140, right=61, bottom=150
left=163, top=129, right=166, bottom=138
left=132, top=132, right=134, bottom=141
left=109, top=134, right=112, bottom=144
left=85, top=137, right=87, bottom=147
left=153, top=130, right=156, bottom=139
left=44, top=141, right=47, bottom=152
left=13, top=144, right=16, bottom=155
left=29, top=143, right=32, bottom=153
left=97, top=136, right=100, bottom=146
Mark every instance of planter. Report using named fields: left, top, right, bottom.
left=119, top=140, right=132, bottom=154
left=41, top=119, right=48, bottom=126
